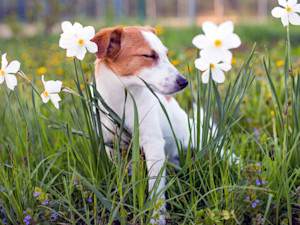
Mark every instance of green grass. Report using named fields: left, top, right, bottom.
left=0, top=23, right=299, bottom=224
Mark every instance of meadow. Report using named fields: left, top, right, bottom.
left=0, top=21, right=299, bottom=225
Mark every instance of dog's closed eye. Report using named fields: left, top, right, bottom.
left=140, top=51, right=157, bottom=60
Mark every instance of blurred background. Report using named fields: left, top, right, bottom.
left=0, top=0, right=295, bottom=37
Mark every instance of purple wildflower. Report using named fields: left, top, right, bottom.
left=257, top=218, right=261, bottom=221
left=2, top=218, right=6, bottom=222
left=123, top=199, right=127, bottom=203
left=0, top=186, right=6, bottom=192
left=42, top=199, right=49, bottom=205
left=256, top=179, right=261, bottom=185
left=51, top=213, right=57, bottom=220
left=74, top=181, right=78, bottom=185
left=1, top=209, right=3, bottom=213
left=258, top=170, right=261, bottom=173
left=261, top=218, right=264, bottom=222
left=50, top=200, right=55, bottom=205
left=246, top=196, right=250, bottom=201
left=256, top=163, right=260, bottom=167
left=246, top=118, right=251, bottom=123
left=261, top=180, right=265, bottom=185
left=250, top=170, right=254, bottom=173
left=87, top=198, right=92, bottom=203
left=255, top=199, right=260, bottom=203
left=273, top=205, right=277, bottom=209
left=33, top=192, right=41, bottom=198
left=252, top=202, right=257, bottom=208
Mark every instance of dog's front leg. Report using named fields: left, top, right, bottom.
left=139, top=124, right=167, bottom=225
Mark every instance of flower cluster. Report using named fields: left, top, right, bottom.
left=192, top=21, right=241, bottom=83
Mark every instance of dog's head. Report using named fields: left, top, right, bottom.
left=91, top=26, right=188, bottom=95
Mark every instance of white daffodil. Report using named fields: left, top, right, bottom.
left=195, top=58, right=231, bottom=84
left=192, top=21, right=241, bottom=64
left=59, top=21, right=98, bottom=60
left=41, top=75, right=63, bottom=109
left=0, top=53, right=20, bottom=90
left=271, top=0, right=300, bottom=26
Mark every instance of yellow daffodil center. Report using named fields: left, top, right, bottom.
left=0, top=70, right=5, bottom=76
left=211, top=64, right=215, bottom=69
left=286, top=7, right=292, bottom=12
left=78, top=39, right=84, bottom=45
left=214, top=40, right=222, bottom=47
left=43, top=91, right=49, bottom=98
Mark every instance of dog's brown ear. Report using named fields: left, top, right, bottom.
left=91, top=26, right=123, bottom=59
left=144, top=26, right=156, bottom=35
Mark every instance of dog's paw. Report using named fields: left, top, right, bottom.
left=149, top=214, right=166, bottom=225
left=150, top=198, right=166, bottom=225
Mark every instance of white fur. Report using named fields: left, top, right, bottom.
left=96, top=31, right=191, bottom=225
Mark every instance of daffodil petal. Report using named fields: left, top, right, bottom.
left=222, top=33, right=241, bottom=49
left=289, top=12, right=300, bottom=25
left=66, top=47, right=77, bottom=57
left=218, top=21, right=234, bottom=37
left=61, top=21, right=73, bottom=33
left=195, top=58, right=209, bottom=71
left=220, top=49, right=233, bottom=64
left=50, top=93, right=61, bottom=103
left=0, top=75, right=4, bottom=84
left=278, top=0, right=287, bottom=7
left=201, top=70, right=210, bottom=83
left=76, top=45, right=87, bottom=60
left=218, top=63, right=232, bottom=72
left=200, top=48, right=221, bottom=63
left=45, top=80, right=63, bottom=93
left=192, top=34, right=209, bottom=49
left=73, top=22, right=83, bottom=31
left=50, top=94, right=61, bottom=109
left=281, top=14, right=289, bottom=26
left=80, top=26, right=95, bottom=40
left=202, top=21, right=218, bottom=39
left=85, top=41, right=98, bottom=53
left=41, top=93, right=50, bottom=103
left=294, top=4, right=300, bottom=13
left=4, top=74, right=17, bottom=90
left=272, top=7, right=286, bottom=18
left=212, top=68, right=225, bottom=83
left=288, top=0, right=297, bottom=7
left=59, top=34, right=76, bottom=49
left=5, top=60, right=21, bottom=74
left=1, top=53, right=8, bottom=70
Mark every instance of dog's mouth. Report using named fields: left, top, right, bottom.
left=149, top=84, right=187, bottom=95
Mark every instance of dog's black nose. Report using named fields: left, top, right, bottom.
left=176, top=76, right=188, bottom=89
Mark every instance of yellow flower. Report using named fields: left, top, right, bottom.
left=36, top=67, right=47, bottom=75
left=80, top=84, right=85, bottom=90
left=168, top=51, right=174, bottom=57
left=231, top=57, right=236, bottom=65
left=155, top=26, right=164, bottom=36
left=270, top=110, right=275, bottom=117
left=242, top=98, right=246, bottom=103
left=275, top=104, right=278, bottom=109
left=22, top=53, right=29, bottom=60
left=37, top=80, right=43, bottom=87
left=171, top=59, right=180, bottom=66
left=56, top=68, right=64, bottom=75
left=267, top=93, right=272, bottom=99
left=26, top=61, right=33, bottom=67
left=276, top=60, right=284, bottom=67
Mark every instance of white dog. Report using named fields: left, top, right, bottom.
left=92, top=26, right=192, bottom=224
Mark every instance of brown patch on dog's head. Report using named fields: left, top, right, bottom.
left=92, top=26, right=159, bottom=77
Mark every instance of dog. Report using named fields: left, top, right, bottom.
left=91, top=26, right=191, bottom=224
